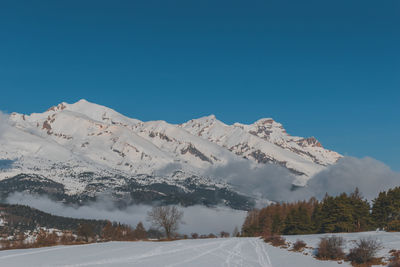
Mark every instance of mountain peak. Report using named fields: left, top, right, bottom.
left=184, top=114, right=218, bottom=125
left=68, top=99, right=102, bottom=110
left=204, top=114, right=216, bottom=121
left=254, top=118, right=274, bottom=124
left=77, top=98, right=89, bottom=104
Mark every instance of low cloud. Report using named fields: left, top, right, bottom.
left=203, top=156, right=400, bottom=203
left=6, top=192, right=246, bottom=235
left=205, top=160, right=298, bottom=204
left=305, top=156, right=400, bottom=200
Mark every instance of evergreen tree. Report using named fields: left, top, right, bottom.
left=102, top=221, right=114, bottom=240
left=372, top=187, right=400, bottom=230
left=311, top=202, right=323, bottom=233
left=134, top=222, right=147, bottom=240
left=283, top=205, right=312, bottom=235
left=319, top=194, right=353, bottom=233
left=349, top=188, right=372, bottom=231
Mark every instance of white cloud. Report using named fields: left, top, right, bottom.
left=204, top=156, right=400, bottom=202
left=6, top=192, right=246, bottom=235
left=305, top=156, right=400, bottom=200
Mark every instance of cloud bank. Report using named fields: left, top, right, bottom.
left=306, top=156, right=400, bottom=200
left=6, top=192, right=246, bottom=235
left=204, top=156, right=400, bottom=202
left=205, top=160, right=295, bottom=204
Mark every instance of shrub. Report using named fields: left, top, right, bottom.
left=293, top=239, right=307, bottom=251
left=346, top=238, right=381, bottom=264
left=264, top=234, right=286, bottom=247
left=0, top=240, right=11, bottom=250
left=208, top=233, right=217, bottom=238
left=263, top=232, right=273, bottom=243
left=389, top=250, right=400, bottom=267
left=191, top=233, right=199, bottom=239
left=271, top=235, right=286, bottom=247
left=60, top=232, right=76, bottom=244
left=390, top=260, right=400, bottom=267
left=220, top=231, right=230, bottom=238
left=316, top=236, right=345, bottom=260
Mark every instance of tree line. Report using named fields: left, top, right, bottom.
left=242, top=186, right=400, bottom=236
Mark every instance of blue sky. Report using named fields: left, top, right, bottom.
left=0, top=0, right=399, bottom=170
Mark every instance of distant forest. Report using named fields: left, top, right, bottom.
left=0, top=203, right=107, bottom=235
left=242, top=186, right=400, bottom=236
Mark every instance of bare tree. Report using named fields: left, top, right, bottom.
left=232, top=226, right=240, bottom=237
left=147, top=206, right=183, bottom=239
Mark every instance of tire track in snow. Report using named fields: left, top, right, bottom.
left=258, top=239, right=272, bottom=266
left=164, top=238, right=233, bottom=267
left=52, top=240, right=228, bottom=267
left=224, top=238, right=244, bottom=267
left=251, top=238, right=272, bottom=267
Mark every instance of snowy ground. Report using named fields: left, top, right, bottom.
left=0, top=237, right=342, bottom=267
left=0, top=232, right=398, bottom=267
left=284, top=231, right=400, bottom=263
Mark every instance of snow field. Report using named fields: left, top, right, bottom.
left=0, top=237, right=346, bottom=267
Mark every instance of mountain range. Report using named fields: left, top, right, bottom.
left=0, top=100, right=341, bottom=209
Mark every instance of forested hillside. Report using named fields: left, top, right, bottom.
left=0, top=203, right=107, bottom=235
left=242, top=187, right=400, bottom=236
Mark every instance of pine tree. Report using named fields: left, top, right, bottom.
left=319, top=194, right=353, bottom=233
left=372, top=187, right=400, bottom=230
left=102, top=221, right=114, bottom=240
left=134, top=222, right=147, bottom=240
left=350, top=188, right=371, bottom=232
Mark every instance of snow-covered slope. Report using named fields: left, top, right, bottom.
left=181, top=116, right=340, bottom=180
left=0, top=99, right=341, bottom=207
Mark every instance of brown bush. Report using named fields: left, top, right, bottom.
left=35, top=230, right=58, bottom=247
left=262, top=232, right=274, bottom=243
left=389, top=250, right=400, bottom=267
left=220, top=231, right=230, bottom=238
left=263, top=233, right=286, bottom=247
left=346, top=238, right=381, bottom=265
left=316, top=236, right=345, bottom=260
left=208, top=233, right=217, bottom=238
left=293, top=239, right=307, bottom=251
left=0, top=240, right=11, bottom=250
left=191, top=233, right=199, bottom=239
left=60, top=232, right=76, bottom=244
left=271, top=235, right=286, bottom=247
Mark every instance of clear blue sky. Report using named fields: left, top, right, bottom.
left=0, top=0, right=399, bottom=169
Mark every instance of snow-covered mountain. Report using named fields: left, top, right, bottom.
left=0, top=99, right=341, bottom=209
